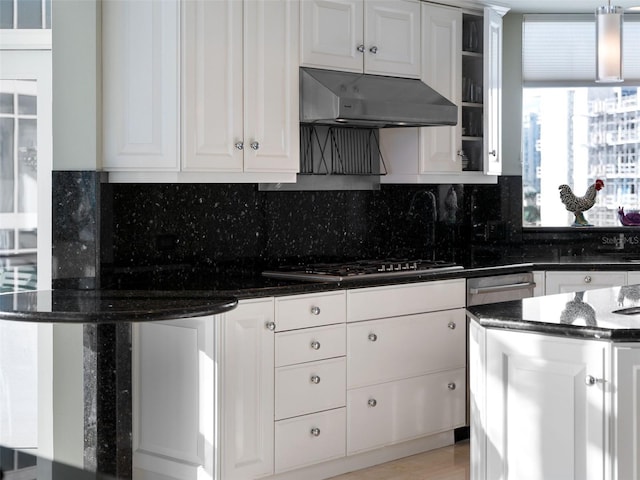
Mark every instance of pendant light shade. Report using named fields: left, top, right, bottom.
left=596, top=3, right=624, bottom=82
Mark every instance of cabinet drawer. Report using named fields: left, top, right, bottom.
left=275, top=291, right=346, bottom=331
left=347, top=309, right=465, bottom=388
left=347, top=368, right=466, bottom=455
left=545, top=271, right=627, bottom=295
left=275, top=324, right=346, bottom=367
left=275, top=407, right=346, bottom=473
left=347, top=279, right=465, bottom=322
left=275, top=357, right=346, bottom=420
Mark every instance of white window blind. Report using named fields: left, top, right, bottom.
left=523, top=14, right=640, bottom=86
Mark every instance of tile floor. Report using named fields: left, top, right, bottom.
left=328, top=441, right=470, bottom=480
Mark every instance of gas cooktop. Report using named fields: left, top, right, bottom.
left=262, top=259, right=463, bottom=282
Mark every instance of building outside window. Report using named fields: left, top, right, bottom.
left=521, top=14, right=640, bottom=227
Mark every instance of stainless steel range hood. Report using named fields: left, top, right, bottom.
left=300, top=67, right=458, bottom=128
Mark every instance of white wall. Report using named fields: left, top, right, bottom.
left=501, top=12, right=523, bottom=176
left=52, top=0, right=100, bottom=170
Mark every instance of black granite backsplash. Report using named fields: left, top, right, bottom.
left=50, top=172, right=640, bottom=290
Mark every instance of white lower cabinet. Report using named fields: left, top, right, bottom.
left=545, top=270, right=627, bottom=294
left=132, top=316, right=215, bottom=480
left=347, top=368, right=465, bottom=454
left=134, top=281, right=467, bottom=480
left=220, top=298, right=276, bottom=480
left=471, top=324, right=610, bottom=480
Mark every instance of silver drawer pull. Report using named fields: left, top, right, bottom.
left=310, top=375, right=321, bottom=384
left=368, top=333, right=378, bottom=342
left=310, top=340, right=321, bottom=350
left=469, top=282, right=536, bottom=295
left=448, top=382, right=457, bottom=390
left=310, top=427, right=321, bottom=437
left=448, top=322, right=456, bottom=330
left=584, top=276, right=592, bottom=283
left=368, top=398, right=377, bottom=407
left=265, top=321, right=276, bottom=331
left=310, top=306, right=321, bottom=315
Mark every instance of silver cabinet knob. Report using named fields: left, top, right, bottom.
left=310, top=341, right=321, bottom=350
left=367, top=398, right=377, bottom=407
left=310, top=375, right=321, bottom=384
left=585, top=375, right=603, bottom=386
left=310, top=427, right=321, bottom=437
left=369, top=46, right=378, bottom=54
left=584, top=276, right=592, bottom=283
left=310, top=306, right=321, bottom=315
left=448, top=322, right=456, bottom=330
left=250, top=141, right=260, bottom=150
left=368, top=333, right=378, bottom=342
left=448, top=382, right=457, bottom=390
left=489, top=149, right=497, bottom=156
left=357, top=44, right=365, bottom=53
left=234, top=142, right=244, bottom=150
left=265, top=321, right=276, bottom=331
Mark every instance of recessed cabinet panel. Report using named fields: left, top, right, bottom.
left=103, top=0, right=179, bottom=170
left=484, top=330, right=607, bottom=480
left=419, top=3, right=461, bottom=173
left=275, top=357, right=346, bottom=420
left=244, top=0, right=299, bottom=173
left=182, top=0, right=243, bottom=172
left=364, top=0, right=421, bottom=78
left=545, top=271, right=627, bottom=294
left=483, top=7, right=502, bottom=175
left=275, top=324, right=346, bottom=367
left=300, top=0, right=363, bottom=73
left=347, top=369, right=466, bottom=454
left=347, top=309, right=465, bottom=388
left=275, top=408, right=346, bottom=473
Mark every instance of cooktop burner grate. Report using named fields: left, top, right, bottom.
left=263, top=259, right=462, bottom=282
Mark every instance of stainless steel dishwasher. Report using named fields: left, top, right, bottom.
left=465, top=272, right=536, bottom=426
left=467, top=272, right=536, bottom=306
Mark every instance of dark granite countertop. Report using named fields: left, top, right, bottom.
left=0, top=289, right=237, bottom=322
left=98, top=255, right=640, bottom=299
left=467, top=284, right=640, bottom=341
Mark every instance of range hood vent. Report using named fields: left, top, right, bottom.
left=300, top=67, right=458, bottom=128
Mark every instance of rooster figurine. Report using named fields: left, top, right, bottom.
left=558, top=179, right=604, bottom=226
left=618, top=207, right=640, bottom=226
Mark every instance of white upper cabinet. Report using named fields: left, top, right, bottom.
left=102, top=0, right=180, bottom=171
left=301, top=0, right=421, bottom=78
left=418, top=3, right=461, bottom=173
left=183, top=0, right=299, bottom=177
left=104, top=0, right=299, bottom=183
left=483, top=7, right=502, bottom=175
left=380, top=4, right=504, bottom=184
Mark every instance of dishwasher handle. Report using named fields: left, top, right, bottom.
left=468, top=281, right=537, bottom=296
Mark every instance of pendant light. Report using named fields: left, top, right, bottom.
left=595, top=0, right=624, bottom=82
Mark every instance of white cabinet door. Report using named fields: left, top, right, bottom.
left=347, top=309, right=465, bottom=388
left=132, top=316, right=215, bottom=480
left=545, top=271, right=627, bottom=294
left=485, top=330, right=608, bottom=480
left=347, top=368, right=465, bottom=454
left=419, top=3, right=461, bottom=173
left=300, top=0, right=419, bottom=78
left=300, top=0, right=364, bottom=73
left=627, top=271, right=640, bottom=286
left=182, top=0, right=243, bottom=172
left=613, top=345, right=640, bottom=480
left=244, top=0, right=299, bottom=173
left=183, top=0, right=298, bottom=175
left=483, top=7, right=502, bottom=175
left=103, top=0, right=179, bottom=171
left=220, top=299, right=275, bottom=480
left=364, top=0, right=421, bottom=78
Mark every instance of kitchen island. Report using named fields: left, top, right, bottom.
left=467, top=284, right=640, bottom=480
left=0, top=290, right=237, bottom=479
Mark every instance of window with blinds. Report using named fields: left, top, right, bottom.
left=523, top=14, right=640, bottom=86
left=521, top=15, right=640, bottom=228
